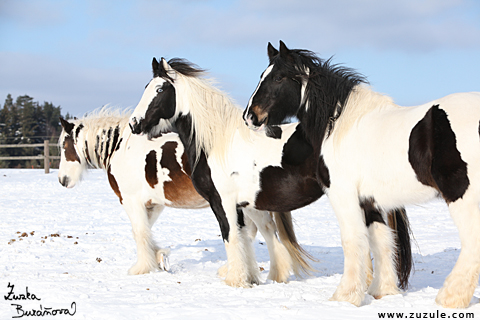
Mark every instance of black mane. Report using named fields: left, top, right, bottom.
left=275, top=49, right=367, bottom=155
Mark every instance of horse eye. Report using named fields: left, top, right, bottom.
left=274, top=76, right=283, bottom=82
left=156, top=87, right=163, bottom=93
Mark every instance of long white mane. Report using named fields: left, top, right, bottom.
left=77, top=107, right=131, bottom=130
left=175, top=71, right=250, bottom=162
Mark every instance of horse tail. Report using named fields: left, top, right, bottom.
left=272, top=212, right=317, bottom=277
left=387, top=207, right=413, bottom=290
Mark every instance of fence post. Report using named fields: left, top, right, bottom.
left=44, top=140, right=50, bottom=174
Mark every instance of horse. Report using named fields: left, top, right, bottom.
left=128, top=57, right=413, bottom=290
left=57, top=109, right=307, bottom=281
left=244, top=40, right=480, bottom=308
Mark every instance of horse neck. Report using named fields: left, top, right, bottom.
left=298, top=65, right=362, bottom=155
left=332, top=85, right=395, bottom=143
left=176, top=74, right=247, bottom=162
left=76, top=116, right=129, bottom=170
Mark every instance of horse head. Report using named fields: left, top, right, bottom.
left=58, top=117, right=85, bottom=188
left=243, top=41, right=308, bottom=130
left=129, top=58, right=179, bottom=137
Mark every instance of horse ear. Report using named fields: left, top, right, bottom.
left=280, top=40, right=293, bottom=62
left=279, top=40, right=291, bottom=60
left=267, top=42, right=279, bottom=62
left=161, top=57, right=177, bottom=81
left=59, top=117, right=74, bottom=134
left=152, top=57, right=160, bottom=74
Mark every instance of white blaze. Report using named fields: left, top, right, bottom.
left=245, top=65, right=274, bottom=116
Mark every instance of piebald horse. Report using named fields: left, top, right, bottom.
left=128, top=58, right=412, bottom=289
left=58, top=109, right=306, bottom=279
left=244, top=41, right=480, bottom=308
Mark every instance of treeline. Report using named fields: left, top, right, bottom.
left=0, top=94, right=71, bottom=168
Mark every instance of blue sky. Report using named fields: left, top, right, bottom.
left=1, top=0, right=479, bottom=116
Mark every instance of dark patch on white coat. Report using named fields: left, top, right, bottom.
left=63, top=135, right=80, bottom=163
left=159, top=141, right=205, bottom=207
left=145, top=150, right=158, bottom=188
left=359, top=197, right=385, bottom=227
left=107, top=166, right=123, bottom=204
left=408, top=104, right=469, bottom=203
left=255, top=124, right=324, bottom=211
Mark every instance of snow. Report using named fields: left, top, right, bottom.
left=1, top=169, right=480, bottom=319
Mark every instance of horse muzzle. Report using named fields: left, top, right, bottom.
left=59, top=175, right=71, bottom=188
left=244, top=112, right=267, bottom=132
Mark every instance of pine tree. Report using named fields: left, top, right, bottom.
left=0, top=94, right=66, bottom=168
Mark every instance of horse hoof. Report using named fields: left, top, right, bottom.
left=367, top=283, right=400, bottom=300
left=436, top=287, right=472, bottom=309
left=267, top=271, right=290, bottom=284
left=224, top=277, right=253, bottom=288
left=329, top=289, right=364, bottom=307
left=250, top=277, right=260, bottom=286
left=128, top=263, right=156, bottom=275
left=217, top=264, right=228, bottom=278
left=159, top=253, right=170, bottom=271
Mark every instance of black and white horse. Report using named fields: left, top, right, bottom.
left=129, top=58, right=412, bottom=290
left=58, top=109, right=307, bottom=282
left=244, top=41, right=480, bottom=308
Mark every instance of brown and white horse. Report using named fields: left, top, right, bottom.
left=58, top=109, right=311, bottom=280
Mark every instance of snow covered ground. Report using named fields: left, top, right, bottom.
left=1, top=169, right=479, bottom=319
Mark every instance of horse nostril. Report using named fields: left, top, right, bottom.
left=244, top=113, right=254, bottom=127
left=59, top=176, right=69, bottom=187
left=257, top=116, right=267, bottom=126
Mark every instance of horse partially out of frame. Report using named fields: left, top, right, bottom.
left=57, top=109, right=310, bottom=280
left=128, top=58, right=412, bottom=290
left=244, top=41, right=480, bottom=308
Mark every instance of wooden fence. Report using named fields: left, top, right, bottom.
left=0, top=140, right=61, bottom=173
